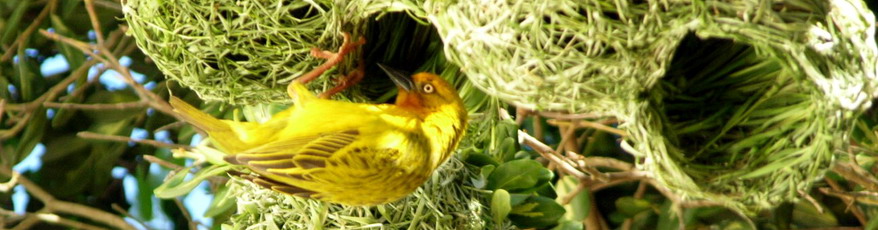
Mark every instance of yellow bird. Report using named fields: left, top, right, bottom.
left=169, top=64, right=468, bottom=206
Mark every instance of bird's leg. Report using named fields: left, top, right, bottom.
left=318, top=53, right=365, bottom=99
left=288, top=32, right=366, bottom=98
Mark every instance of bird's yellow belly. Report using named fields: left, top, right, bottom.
left=311, top=167, right=430, bottom=205
left=275, top=146, right=431, bottom=206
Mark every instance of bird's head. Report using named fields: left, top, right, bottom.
left=378, top=64, right=464, bottom=113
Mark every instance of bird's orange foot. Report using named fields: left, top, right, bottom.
left=289, top=32, right=366, bottom=99
left=318, top=60, right=364, bottom=99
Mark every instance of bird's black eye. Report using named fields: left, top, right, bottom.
left=423, top=84, right=434, bottom=93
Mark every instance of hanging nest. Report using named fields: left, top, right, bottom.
left=425, top=0, right=689, bottom=114
left=425, top=0, right=876, bottom=213
left=424, top=0, right=877, bottom=114
left=619, top=35, right=851, bottom=213
left=122, top=0, right=405, bottom=104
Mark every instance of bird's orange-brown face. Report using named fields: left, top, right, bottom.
left=377, top=64, right=463, bottom=113
left=395, top=73, right=462, bottom=111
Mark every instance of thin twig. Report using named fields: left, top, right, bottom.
left=0, top=207, right=26, bottom=225
left=143, top=155, right=184, bottom=170
left=519, top=129, right=588, bottom=180
left=0, top=209, right=110, bottom=230
left=0, top=172, right=20, bottom=192
left=584, top=191, right=609, bottom=230
left=111, top=204, right=152, bottom=230
left=823, top=177, right=868, bottom=225
left=799, top=190, right=824, bottom=213
left=832, top=162, right=878, bottom=192
left=538, top=111, right=605, bottom=120
left=0, top=113, right=33, bottom=140
left=0, top=0, right=58, bottom=62
left=532, top=114, right=544, bottom=142
left=554, top=122, right=578, bottom=155
left=43, top=101, right=148, bottom=110
left=590, top=172, right=646, bottom=192
left=559, top=182, right=587, bottom=205
left=93, top=0, right=123, bottom=13
left=39, top=28, right=181, bottom=121
left=548, top=119, right=627, bottom=137
left=583, top=156, right=634, bottom=171
left=5, top=56, right=99, bottom=112
left=514, top=107, right=529, bottom=125
left=0, top=99, right=6, bottom=125
left=84, top=0, right=106, bottom=46
left=0, top=167, right=135, bottom=230
left=155, top=121, right=185, bottom=132
left=173, top=198, right=198, bottom=230
left=77, top=131, right=191, bottom=150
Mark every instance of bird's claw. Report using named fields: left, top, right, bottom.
left=288, top=32, right=366, bottom=99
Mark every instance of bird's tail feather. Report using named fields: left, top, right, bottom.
left=169, top=96, right=247, bottom=153
left=288, top=82, right=316, bottom=106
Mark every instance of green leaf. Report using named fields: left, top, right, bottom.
left=14, top=108, right=47, bottom=164
left=498, top=137, right=517, bottom=156
left=204, top=185, right=236, bottom=218
left=464, top=150, right=498, bottom=167
left=551, top=220, right=583, bottom=230
left=0, top=76, right=9, bottom=100
left=1, top=0, right=27, bottom=45
left=472, top=164, right=494, bottom=189
left=493, top=120, right=520, bottom=162
left=509, top=195, right=566, bottom=229
left=792, top=200, right=836, bottom=228
left=555, top=176, right=590, bottom=221
left=49, top=58, right=91, bottom=127
left=154, top=164, right=234, bottom=198
left=615, top=196, right=653, bottom=217
left=655, top=201, right=679, bottom=230
left=486, top=159, right=553, bottom=192
left=15, top=44, right=41, bottom=101
left=49, top=14, right=85, bottom=69
left=88, top=118, right=133, bottom=136
left=509, top=193, right=530, bottom=206
left=42, top=135, right=90, bottom=162
left=491, top=189, right=511, bottom=224
left=90, top=142, right=127, bottom=195
left=82, top=90, right=145, bottom=122
left=866, top=216, right=878, bottom=230
left=135, top=164, right=154, bottom=219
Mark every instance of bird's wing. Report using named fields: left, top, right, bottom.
left=225, top=129, right=360, bottom=197
left=225, top=129, right=359, bottom=173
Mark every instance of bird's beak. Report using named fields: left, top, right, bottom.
left=378, top=63, right=414, bottom=92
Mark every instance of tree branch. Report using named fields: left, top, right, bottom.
left=77, top=131, right=191, bottom=150
left=0, top=167, right=135, bottom=230
left=0, top=0, right=58, bottom=62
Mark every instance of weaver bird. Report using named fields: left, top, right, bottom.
left=169, top=64, right=468, bottom=205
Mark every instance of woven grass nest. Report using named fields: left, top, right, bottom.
left=429, top=0, right=877, bottom=113
left=124, top=0, right=878, bottom=219
left=123, top=0, right=416, bottom=104
left=429, top=0, right=877, bottom=213
left=619, top=35, right=851, bottom=213
left=224, top=157, right=494, bottom=229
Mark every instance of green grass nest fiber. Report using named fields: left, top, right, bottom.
left=428, top=0, right=877, bottom=113
left=619, top=35, right=851, bottom=213
left=123, top=0, right=421, bottom=104
left=224, top=156, right=496, bottom=229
